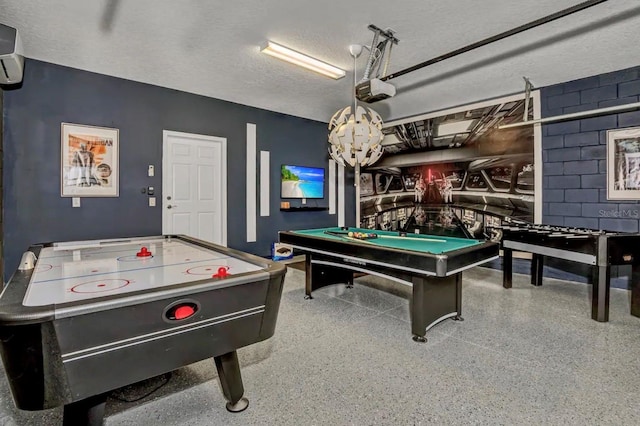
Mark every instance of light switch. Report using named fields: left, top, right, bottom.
left=149, top=197, right=156, bottom=207
left=148, top=165, right=155, bottom=177
left=72, top=197, right=81, bottom=208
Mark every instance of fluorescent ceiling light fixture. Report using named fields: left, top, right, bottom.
left=261, top=41, right=345, bottom=80
left=436, top=120, right=475, bottom=137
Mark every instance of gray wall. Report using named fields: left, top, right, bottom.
left=2, top=59, right=355, bottom=280
left=539, top=64, right=640, bottom=287
left=541, top=65, right=640, bottom=230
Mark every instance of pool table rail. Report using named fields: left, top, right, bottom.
left=279, top=229, right=498, bottom=277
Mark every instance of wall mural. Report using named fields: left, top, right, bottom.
left=359, top=93, right=540, bottom=242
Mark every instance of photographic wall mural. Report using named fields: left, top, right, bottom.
left=359, top=92, right=542, bottom=242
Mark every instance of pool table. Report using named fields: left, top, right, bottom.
left=279, top=227, right=499, bottom=342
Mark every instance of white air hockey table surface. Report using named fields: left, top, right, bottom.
left=22, top=236, right=262, bottom=306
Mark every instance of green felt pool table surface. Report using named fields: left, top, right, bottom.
left=292, top=227, right=483, bottom=255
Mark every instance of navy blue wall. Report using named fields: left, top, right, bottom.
left=540, top=65, right=640, bottom=287
left=2, top=59, right=355, bottom=280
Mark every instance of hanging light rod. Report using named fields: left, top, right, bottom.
left=260, top=41, right=346, bottom=80
left=499, top=101, right=640, bottom=129
left=381, top=0, right=609, bottom=82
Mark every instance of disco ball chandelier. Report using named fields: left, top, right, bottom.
left=328, top=104, right=384, bottom=167
left=327, top=45, right=384, bottom=168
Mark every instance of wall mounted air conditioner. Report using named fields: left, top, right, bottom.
left=0, top=23, right=24, bottom=85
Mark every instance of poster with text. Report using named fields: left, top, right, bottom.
left=61, top=123, right=119, bottom=197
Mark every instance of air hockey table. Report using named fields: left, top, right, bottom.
left=279, top=227, right=499, bottom=342
left=0, top=235, right=286, bottom=425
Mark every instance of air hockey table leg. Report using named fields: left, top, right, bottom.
left=62, top=393, right=108, bottom=426
left=214, top=351, right=249, bottom=412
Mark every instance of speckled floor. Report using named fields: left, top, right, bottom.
left=1, top=266, right=639, bottom=425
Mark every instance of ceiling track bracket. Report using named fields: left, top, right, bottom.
left=499, top=101, right=640, bottom=130
left=523, top=77, right=534, bottom=121
left=362, top=24, right=400, bottom=82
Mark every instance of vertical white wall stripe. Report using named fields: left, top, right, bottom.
left=532, top=90, right=543, bottom=224
left=328, top=160, right=336, bottom=215
left=246, top=123, right=257, bottom=242
left=337, top=164, right=345, bottom=227
left=260, top=151, right=270, bottom=217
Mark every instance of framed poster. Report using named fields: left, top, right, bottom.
left=61, top=123, right=119, bottom=197
left=607, top=126, right=640, bottom=200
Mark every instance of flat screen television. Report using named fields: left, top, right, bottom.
left=281, top=165, right=325, bottom=199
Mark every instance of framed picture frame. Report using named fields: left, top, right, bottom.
left=607, top=126, right=640, bottom=200
left=61, top=123, right=119, bottom=197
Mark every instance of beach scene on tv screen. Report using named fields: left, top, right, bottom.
left=281, top=165, right=324, bottom=198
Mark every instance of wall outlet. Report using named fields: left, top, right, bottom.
left=149, top=197, right=156, bottom=207
left=72, top=197, right=81, bottom=208
left=148, top=165, right=155, bottom=177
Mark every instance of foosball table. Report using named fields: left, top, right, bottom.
left=498, top=222, right=640, bottom=322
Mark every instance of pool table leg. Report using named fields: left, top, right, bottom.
left=214, top=351, right=249, bottom=413
left=410, top=274, right=462, bottom=343
left=411, top=276, right=428, bottom=343
left=452, top=273, right=463, bottom=322
left=304, top=254, right=313, bottom=300
left=346, top=275, right=354, bottom=289
left=304, top=254, right=355, bottom=299
left=62, top=392, right=108, bottom=426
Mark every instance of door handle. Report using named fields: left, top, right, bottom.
left=167, top=205, right=176, bottom=209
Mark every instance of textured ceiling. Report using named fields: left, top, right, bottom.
left=1, top=0, right=639, bottom=123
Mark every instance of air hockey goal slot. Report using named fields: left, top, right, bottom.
left=18, top=251, right=37, bottom=271
left=163, top=299, right=200, bottom=322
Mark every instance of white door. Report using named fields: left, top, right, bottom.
left=162, top=130, right=227, bottom=246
